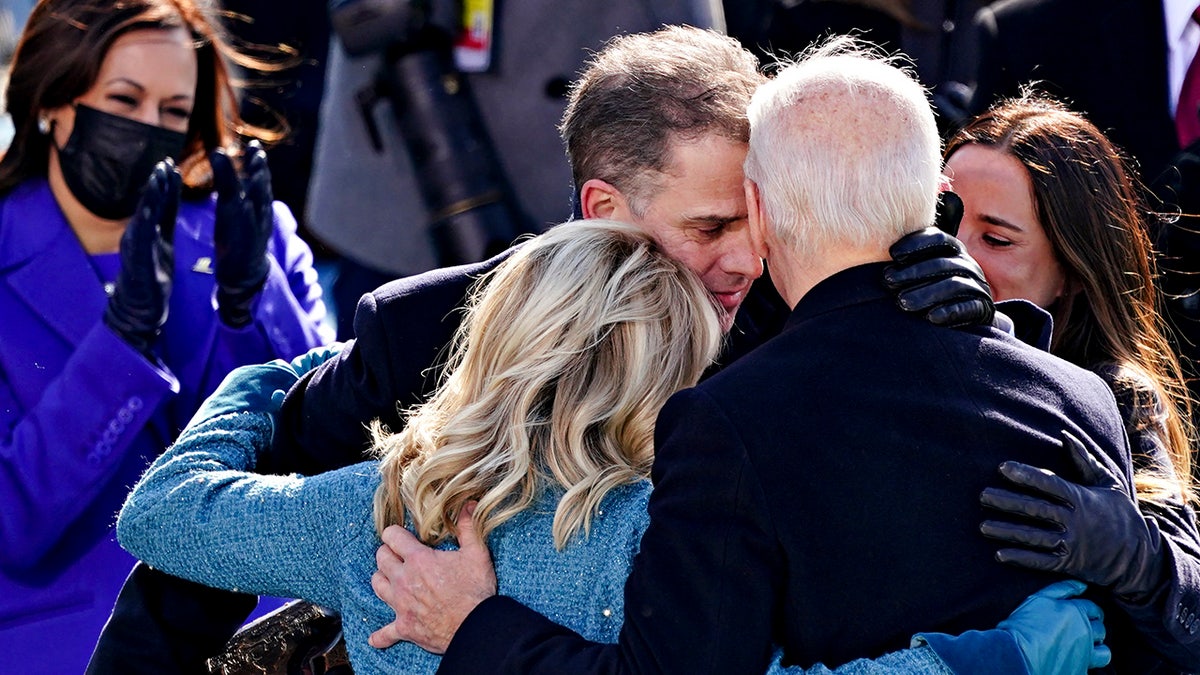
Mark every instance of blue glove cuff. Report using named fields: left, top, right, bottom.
left=913, top=630, right=1029, bottom=675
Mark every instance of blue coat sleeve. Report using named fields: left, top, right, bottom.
left=250, top=201, right=335, bottom=355
left=0, top=322, right=178, bottom=571
left=116, top=362, right=370, bottom=610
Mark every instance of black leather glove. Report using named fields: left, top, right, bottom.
left=104, top=160, right=179, bottom=359
left=212, top=140, right=273, bottom=328
left=883, top=193, right=995, bottom=328
left=981, top=429, right=1169, bottom=602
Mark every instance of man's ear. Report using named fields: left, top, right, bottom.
left=745, top=178, right=770, bottom=259
left=579, top=178, right=634, bottom=221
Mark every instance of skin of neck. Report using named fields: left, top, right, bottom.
left=745, top=179, right=889, bottom=309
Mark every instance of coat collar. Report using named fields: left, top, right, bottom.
left=0, top=179, right=110, bottom=344
left=784, top=262, right=891, bottom=331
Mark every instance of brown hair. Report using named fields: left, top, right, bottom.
left=946, top=95, right=1196, bottom=501
left=0, top=0, right=284, bottom=194
left=560, top=25, right=765, bottom=213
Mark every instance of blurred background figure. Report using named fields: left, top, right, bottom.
left=0, top=0, right=36, bottom=147
left=304, top=0, right=724, bottom=338
left=0, top=0, right=333, bottom=671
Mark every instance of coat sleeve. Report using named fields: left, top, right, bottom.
left=1103, top=374, right=1200, bottom=669
left=267, top=254, right=495, bottom=475
left=264, top=291, right=408, bottom=475
left=253, top=201, right=336, bottom=355
left=115, top=362, right=367, bottom=610
left=0, top=322, right=178, bottom=572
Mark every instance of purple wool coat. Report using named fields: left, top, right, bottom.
left=0, top=178, right=334, bottom=674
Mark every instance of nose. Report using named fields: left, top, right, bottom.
left=720, top=223, right=764, bottom=281
left=129, top=104, right=162, bottom=128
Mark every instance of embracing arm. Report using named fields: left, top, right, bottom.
left=370, top=389, right=1107, bottom=675
left=116, top=360, right=357, bottom=606
left=981, top=417, right=1200, bottom=669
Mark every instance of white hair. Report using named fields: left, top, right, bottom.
left=744, top=38, right=942, bottom=257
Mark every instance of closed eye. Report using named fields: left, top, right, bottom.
left=982, top=233, right=1013, bottom=247
left=163, top=105, right=192, bottom=121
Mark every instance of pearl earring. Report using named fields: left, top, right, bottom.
left=37, top=116, right=51, bottom=135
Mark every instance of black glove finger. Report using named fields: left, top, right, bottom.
left=1060, top=429, right=1123, bottom=491
left=128, top=162, right=172, bottom=259
left=925, top=298, right=994, bottom=328
left=935, top=191, right=964, bottom=236
left=888, top=226, right=965, bottom=265
left=157, top=159, right=182, bottom=242
left=981, top=484, right=1072, bottom=525
left=210, top=147, right=241, bottom=204
left=883, top=255, right=988, bottom=290
left=994, top=546, right=1067, bottom=572
left=980, top=518, right=1066, bottom=550
left=242, top=140, right=274, bottom=220
left=997, top=460, right=1078, bottom=504
left=894, top=275, right=991, bottom=313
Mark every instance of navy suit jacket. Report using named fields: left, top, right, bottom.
left=439, top=262, right=1133, bottom=673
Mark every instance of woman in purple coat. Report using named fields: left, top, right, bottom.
left=0, top=0, right=334, bottom=671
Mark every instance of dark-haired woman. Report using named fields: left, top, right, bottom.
left=947, top=95, right=1200, bottom=672
left=0, top=0, right=332, bottom=669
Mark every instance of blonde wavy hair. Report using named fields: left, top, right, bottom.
left=371, top=220, right=724, bottom=549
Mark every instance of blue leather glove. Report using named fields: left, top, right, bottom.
left=104, top=159, right=180, bottom=358
left=211, top=140, right=274, bottom=328
left=981, top=429, right=1167, bottom=602
left=288, top=342, right=344, bottom=377
left=883, top=193, right=996, bottom=328
left=187, top=361, right=300, bottom=427
left=917, top=580, right=1110, bottom=674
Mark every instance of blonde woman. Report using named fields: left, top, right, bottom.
left=118, top=220, right=1103, bottom=674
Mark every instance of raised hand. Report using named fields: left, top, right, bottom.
left=981, top=429, right=1167, bottom=601
left=211, top=140, right=273, bottom=328
left=104, top=159, right=180, bottom=358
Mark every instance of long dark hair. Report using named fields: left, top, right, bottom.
left=0, top=0, right=283, bottom=194
left=947, top=95, right=1195, bottom=501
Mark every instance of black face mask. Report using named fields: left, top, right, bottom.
left=56, top=103, right=187, bottom=220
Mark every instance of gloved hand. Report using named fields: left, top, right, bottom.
left=212, top=140, right=274, bottom=328
left=914, top=580, right=1109, bottom=675
left=104, top=159, right=180, bottom=359
left=999, top=580, right=1111, bottom=673
left=189, top=360, right=303, bottom=425
left=288, top=342, right=344, bottom=377
left=883, top=194, right=995, bottom=329
left=981, top=429, right=1168, bottom=602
